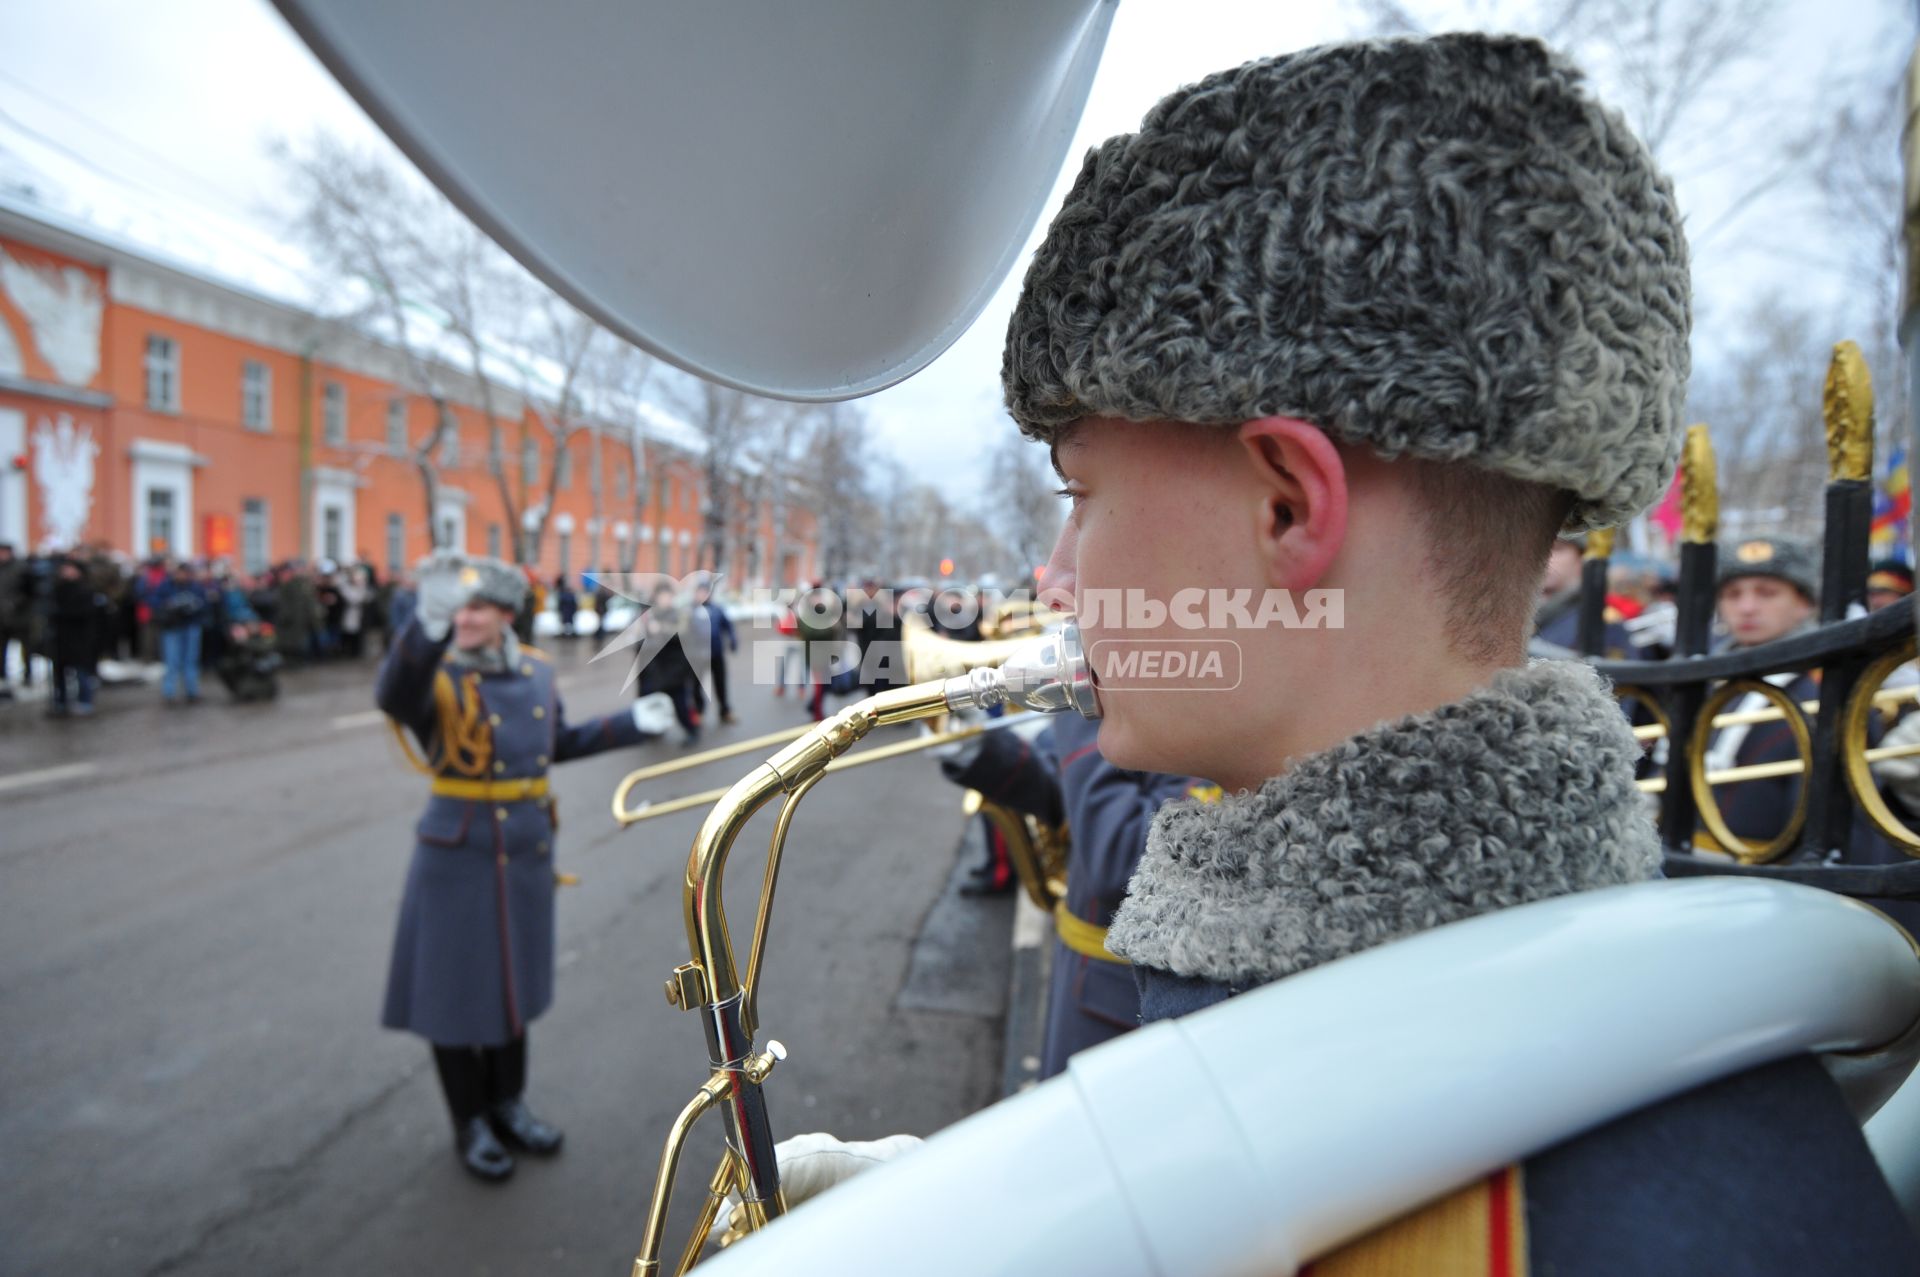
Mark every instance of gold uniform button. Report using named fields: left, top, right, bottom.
left=521, top=664, right=533, bottom=676
left=537, top=840, right=550, bottom=856
left=497, top=852, right=507, bottom=866
left=488, top=713, right=502, bottom=727
left=535, top=754, right=548, bottom=768
left=495, top=807, right=510, bottom=822
left=532, top=705, right=546, bottom=719
left=494, top=760, right=507, bottom=774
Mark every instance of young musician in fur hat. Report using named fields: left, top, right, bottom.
left=377, top=551, right=677, bottom=1181
left=1007, top=32, right=1911, bottom=1272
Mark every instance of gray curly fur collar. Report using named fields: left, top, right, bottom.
left=1105, top=660, right=1659, bottom=986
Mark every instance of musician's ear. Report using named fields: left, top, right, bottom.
left=1238, top=417, right=1347, bottom=591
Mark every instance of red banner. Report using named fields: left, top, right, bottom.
left=203, top=513, right=235, bottom=559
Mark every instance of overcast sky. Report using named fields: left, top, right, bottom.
left=0, top=0, right=1903, bottom=493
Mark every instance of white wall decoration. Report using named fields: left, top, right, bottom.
left=0, top=251, right=104, bottom=387
left=0, top=312, right=22, bottom=377
left=32, top=413, right=97, bottom=551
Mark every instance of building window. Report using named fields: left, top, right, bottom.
left=146, top=487, right=176, bottom=554
left=386, top=513, right=404, bottom=574
left=387, top=397, right=408, bottom=455
left=323, top=382, right=346, bottom=446
left=145, top=335, right=180, bottom=412
left=612, top=464, right=626, bottom=502
left=242, top=499, right=269, bottom=574
left=439, top=515, right=459, bottom=549
left=439, top=422, right=460, bottom=469
left=486, top=522, right=502, bottom=559
left=489, top=424, right=503, bottom=469
left=242, top=361, right=271, bottom=431
left=323, top=506, right=345, bottom=561
left=556, top=446, right=572, bottom=490
left=522, top=436, right=540, bottom=486
left=665, top=477, right=676, bottom=511
left=558, top=531, right=572, bottom=580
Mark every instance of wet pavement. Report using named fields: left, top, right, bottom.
left=0, top=627, right=1010, bottom=1275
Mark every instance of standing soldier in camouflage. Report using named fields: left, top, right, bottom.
left=377, top=551, right=677, bottom=1181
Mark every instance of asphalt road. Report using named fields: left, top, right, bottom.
left=0, top=627, right=1012, bottom=1276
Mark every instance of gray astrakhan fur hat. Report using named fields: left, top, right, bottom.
left=456, top=555, right=529, bottom=613
left=1002, top=33, right=1692, bottom=533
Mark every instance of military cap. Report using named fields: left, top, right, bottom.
left=1718, top=538, right=1817, bottom=603
left=1867, top=560, right=1914, bottom=598
left=1002, top=33, right=1691, bottom=533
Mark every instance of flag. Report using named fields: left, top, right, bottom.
left=1872, top=440, right=1911, bottom=564
left=1648, top=467, right=1684, bottom=547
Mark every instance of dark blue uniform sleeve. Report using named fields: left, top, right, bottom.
left=716, top=605, right=738, bottom=652
left=941, top=724, right=1065, bottom=826
left=1052, top=713, right=1202, bottom=924
left=376, top=618, right=452, bottom=744
left=551, top=690, right=654, bottom=761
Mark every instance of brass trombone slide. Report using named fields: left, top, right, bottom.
left=1638, top=739, right=1920, bottom=794
left=1629, top=685, right=1918, bottom=742
left=614, top=715, right=1039, bottom=825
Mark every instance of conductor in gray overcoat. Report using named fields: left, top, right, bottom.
left=377, top=552, right=675, bottom=1181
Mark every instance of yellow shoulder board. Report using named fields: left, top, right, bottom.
left=1304, top=1165, right=1526, bottom=1277
left=520, top=644, right=552, bottom=663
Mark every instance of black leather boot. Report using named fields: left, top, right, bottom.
left=456, top=1115, right=515, bottom=1182
left=488, top=1098, right=565, bottom=1156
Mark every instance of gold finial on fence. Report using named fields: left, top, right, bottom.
left=1681, top=424, right=1718, bottom=545
left=1584, top=527, right=1617, bottom=560
left=1823, top=340, right=1874, bottom=483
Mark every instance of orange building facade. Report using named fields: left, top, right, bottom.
left=0, top=203, right=817, bottom=590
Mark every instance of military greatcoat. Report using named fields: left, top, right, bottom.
left=377, top=619, right=650, bottom=1046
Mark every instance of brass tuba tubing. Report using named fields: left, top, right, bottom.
left=631, top=623, right=1098, bottom=1273
left=1629, top=685, right=1918, bottom=742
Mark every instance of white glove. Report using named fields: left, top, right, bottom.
left=631, top=693, right=677, bottom=737
left=414, top=550, right=469, bottom=640
left=1873, top=712, right=1920, bottom=810
left=705, top=1131, right=922, bottom=1249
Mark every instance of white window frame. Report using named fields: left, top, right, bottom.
left=387, top=397, right=408, bottom=456
left=242, top=360, right=271, bottom=431
left=386, top=512, right=405, bottom=574
left=556, top=445, right=572, bottom=490
left=439, top=421, right=461, bottom=469
left=242, top=498, right=270, bottom=574
left=522, top=436, right=540, bottom=487
left=323, top=382, right=346, bottom=446
left=145, top=334, right=180, bottom=412
left=486, top=522, right=502, bottom=559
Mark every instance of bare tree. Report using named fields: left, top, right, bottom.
left=656, top=377, right=766, bottom=575
left=802, top=405, right=875, bottom=580
left=984, top=432, right=1062, bottom=576
left=506, top=291, right=609, bottom=570
left=1356, top=0, right=1815, bottom=252
left=280, top=134, right=459, bottom=545
left=1686, top=296, right=1833, bottom=542
left=279, top=134, right=537, bottom=557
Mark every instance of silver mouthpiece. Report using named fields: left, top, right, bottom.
left=943, top=620, right=1100, bottom=719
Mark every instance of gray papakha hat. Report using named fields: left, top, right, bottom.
left=420, top=551, right=529, bottom=613
left=1001, top=34, right=1692, bottom=533
left=1718, top=538, right=1818, bottom=603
